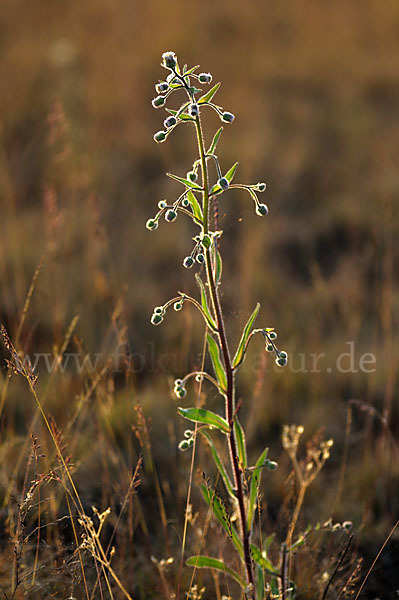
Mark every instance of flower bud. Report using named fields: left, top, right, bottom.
left=265, top=459, right=278, bottom=471
left=151, top=313, right=163, bottom=326
left=256, top=203, right=269, bottom=216
left=222, top=111, right=235, bottom=123
left=146, top=218, right=158, bottom=231
left=218, top=177, right=229, bottom=190
left=198, top=72, right=212, bottom=83
left=158, top=200, right=167, bottom=209
left=163, top=116, right=177, bottom=129
left=165, top=209, right=177, bottom=222
left=162, top=51, right=177, bottom=69
left=174, top=378, right=183, bottom=387
left=182, top=198, right=189, bottom=207
left=153, top=130, right=166, bottom=143
left=266, top=343, right=274, bottom=352
left=183, top=256, right=194, bottom=269
left=178, top=439, right=189, bottom=451
left=175, top=387, right=187, bottom=399
left=276, top=355, right=287, bottom=367
left=189, top=103, right=199, bottom=117
left=187, top=170, right=198, bottom=182
left=173, top=301, right=183, bottom=311
left=279, top=351, right=288, bottom=360
left=196, top=253, right=205, bottom=264
left=152, top=95, right=166, bottom=108
left=153, top=306, right=164, bottom=314
left=257, top=182, right=266, bottom=192
left=155, top=81, right=169, bottom=94
left=184, top=429, right=193, bottom=438
left=269, top=331, right=277, bottom=340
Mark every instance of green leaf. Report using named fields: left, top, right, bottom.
left=167, top=173, right=203, bottom=190
left=201, top=484, right=243, bottom=557
left=186, top=556, right=246, bottom=589
left=256, top=564, right=265, bottom=600
left=247, top=447, right=268, bottom=531
left=178, top=407, right=229, bottom=434
left=214, top=246, right=223, bottom=285
left=207, top=127, right=223, bottom=155
left=198, top=82, right=221, bottom=105
left=178, top=113, right=195, bottom=121
left=184, top=65, right=200, bottom=76
left=224, top=161, right=239, bottom=184
left=196, top=274, right=217, bottom=331
left=250, top=543, right=279, bottom=575
left=189, top=86, right=202, bottom=95
left=232, top=303, right=260, bottom=369
left=187, top=190, right=203, bottom=221
left=233, top=419, right=247, bottom=470
left=200, top=430, right=235, bottom=499
left=207, top=334, right=227, bottom=392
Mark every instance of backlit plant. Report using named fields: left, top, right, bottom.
left=147, top=51, right=289, bottom=599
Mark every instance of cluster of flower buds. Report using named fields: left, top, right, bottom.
left=182, top=232, right=213, bottom=268
left=151, top=51, right=236, bottom=144
left=262, top=329, right=288, bottom=366
left=151, top=305, right=165, bottom=326
left=178, top=429, right=194, bottom=451
left=174, top=378, right=187, bottom=399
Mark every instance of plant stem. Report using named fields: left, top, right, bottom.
left=194, top=115, right=255, bottom=596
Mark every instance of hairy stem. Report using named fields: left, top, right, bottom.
left=194, top=115, right=255, bottom=595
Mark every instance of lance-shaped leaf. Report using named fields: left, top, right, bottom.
left=224, top=161, right=239, bottom=184
left=213, top=245, right=223, bottom=285
left=198, top=82, right=221, bottom=105
left=207, top=334, right=227, bottom=392
left=247, top=447, right=268, bottom=531
left=196, top=274, right=217, bottom=331
left=250, top=543, right=279, bottom=575
left=186, top=556, right=246, bottom=589
left=201, top=484, right=243, bottom=557
left=183, top=64, right=200, bottom=76
left=200, top=430, right=235, bottom=499
left=207, top=127, right=223, bottom=155
left=178, top=407, right=229, bottom=434
left=167, top=173, right=203, bottom=190
left=232, top=303, right=260, bottom=368
left=234, top=419, right=247, bottom=470
left=256, top=564, right=266, bottom=600
left=187, top=190, right=203, bottom=222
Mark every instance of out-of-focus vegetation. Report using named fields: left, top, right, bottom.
left=0, top=1, right=398, bottom=598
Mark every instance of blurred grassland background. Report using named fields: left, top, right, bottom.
left=0, top=0, right=398, bottom=598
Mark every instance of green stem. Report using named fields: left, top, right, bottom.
left=194, top=115, right=255, bottom=596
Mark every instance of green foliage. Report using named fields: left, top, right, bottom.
left=186, top=555, right=246, bottom=588
left=177, top=407, right=229, bottom=434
